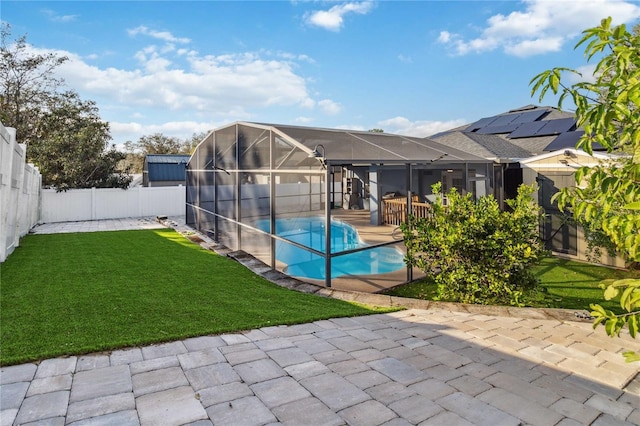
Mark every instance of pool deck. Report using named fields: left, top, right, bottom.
left=309, top=209, right=425, bottom=293
left=330, top=209, right=398, bottom=245
left=248, top=209, right=422, bottom=294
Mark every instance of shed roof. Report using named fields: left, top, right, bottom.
left=145, top=154, right=191, bottom=164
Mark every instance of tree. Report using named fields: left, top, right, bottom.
left=1, top=24, right=130, bottom=190
left=530, top=17, right=640, bottom=361
left=184, top=131, right=208, bottom=153
left=0, top=24, right=67, bottom=145
left=31, top=91, right=130, bottom=190
left=401, top=183, right=545, bottom=306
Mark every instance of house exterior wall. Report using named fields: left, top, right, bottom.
left=521, top=152, right=627, bottom=268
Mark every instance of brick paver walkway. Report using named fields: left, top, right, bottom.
left=2, top=309, right=640, bottom=425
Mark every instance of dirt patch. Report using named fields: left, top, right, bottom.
left=186, top=235, right=204, bottom=243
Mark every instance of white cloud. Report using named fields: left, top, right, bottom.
left=51, top=46, right=315, bottom=115
left=437, top=31, right=451, bottom=43
left=378, top=116, right=467, bottom=137
left=41, top=9, right=78, bottom=23
left=318, top=99, right=342, bottom=115
left=335, top=124, right=366, bottom=131
left=438, top=0, right=640, bottom=57
left=504, top=37, right=564, bottom=57
left=572, top=64, right=597, bottom=84
left=397, top=54, right=413, bottom=63
left=21, top=39, right=344, bottom=142
left=305, top=1, right=374, bottom=32
left=127, top=26, right=191, bottom=44
left=110, top=120, right=216, bottom=142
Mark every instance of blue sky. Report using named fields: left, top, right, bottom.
left=4, top=1, right=640, bottom=146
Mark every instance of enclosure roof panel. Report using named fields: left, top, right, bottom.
left=247, top=122, right=487, bottom=163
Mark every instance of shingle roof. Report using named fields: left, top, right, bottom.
left=465, top=133, right=536, bottom=159
left=429, top=105, right=585, bottom=161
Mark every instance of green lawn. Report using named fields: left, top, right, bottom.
left=384, top=256, right=640, bottom=312
left=0, top=229, right=392, bottom=366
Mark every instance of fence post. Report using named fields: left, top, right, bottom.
left=91, top=187, right=96, bottom=220
left=138, top=185, right=143, bottom=217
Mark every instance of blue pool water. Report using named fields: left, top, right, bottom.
left=254, top=217, right=406, bottom=280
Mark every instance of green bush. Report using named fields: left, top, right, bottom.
left=401, top=183, right=546, bottom=306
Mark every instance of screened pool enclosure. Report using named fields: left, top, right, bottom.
left=186, top=122, right=492, bottom=291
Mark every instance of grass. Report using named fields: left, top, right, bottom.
left=0, top=229, right=394, bottom=366
left=384, top=256, right=640, bottom=312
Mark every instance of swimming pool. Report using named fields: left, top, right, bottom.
left=254, top=216, right=406, bottom=280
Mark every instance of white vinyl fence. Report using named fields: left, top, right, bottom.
left=1, top=123, right=42, bottom=262
left=40, top=185, right=186, bottom=223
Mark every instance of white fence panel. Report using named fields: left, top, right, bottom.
left=40, top=186, right=185, bottom=223
left=41, top=189, right=93, bottom=222
left=139, top=186, right=185, bottom=216
left=93, top=188, right=139, bottom=219
left=0, top=123, right=41, bottom=262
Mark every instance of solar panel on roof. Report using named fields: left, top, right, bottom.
left=510, top=109, right=548, bottom=124
left=508, top=121, right=547, bottom=138
left=475, top=123, right=521, bottom=134
left=488, top=114, right=521, bottom=127
left=543, top=131, right=585, bottom=151
left=536, top=118, right=576, bottom=136
left=544, top=130, right=605, bottom=151
left=467, top=116, right=498, bottom=132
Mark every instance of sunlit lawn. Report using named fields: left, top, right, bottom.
left=384, top=256, right=640, bottom=312
left=0, top=229, right=393, bottom=366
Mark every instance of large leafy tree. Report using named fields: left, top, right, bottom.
left=530, top=17, right=640, bottom=361
left=0, top=25, right=66, bottom=145
left=1, top=24, right=130, bottom=190
left=31, top=91, right=130, bottom=190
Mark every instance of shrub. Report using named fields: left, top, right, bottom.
left=401, top=183, right=546, bottom=306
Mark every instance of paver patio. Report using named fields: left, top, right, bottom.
left=2, top=308, right=640, bottom=426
